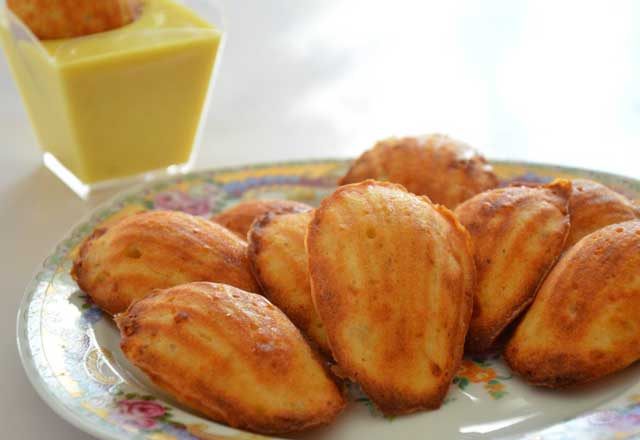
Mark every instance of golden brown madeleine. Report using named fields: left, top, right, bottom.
left=71, top=211, right=259, bottom=315
left=248, top=208, right=331, bottom=354
left=117, top=282, right=345, bottom=434
left=505, top=221, right=640, bottom=387
left=339, top=134, right=499, bottom=208
left=565, top=179, right=639, bottom=249
left=307, top=180, right=475, bottom=415
left=7, top=0, right=141, bottom=40
left=454, top=179, right=572, bottom=354
left=212, top=199, right=311, bottom=239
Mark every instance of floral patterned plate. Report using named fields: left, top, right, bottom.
left=17, top=160, right=640, bottom=440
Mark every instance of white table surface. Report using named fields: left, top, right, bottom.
left=0, top=0, right=638, bottom=438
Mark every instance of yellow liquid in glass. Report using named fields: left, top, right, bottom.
left=1, top=0, right=221, bottom=183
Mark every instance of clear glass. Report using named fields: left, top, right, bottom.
left=0, top=0, right=225, bottom=199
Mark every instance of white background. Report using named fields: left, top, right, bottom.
left=0, top=0, right=638, bottom=437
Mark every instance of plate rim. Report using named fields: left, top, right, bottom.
left=15, top=158, right=640, bottom=440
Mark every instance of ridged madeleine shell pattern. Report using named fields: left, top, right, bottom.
left=454, top=180, right=572, bottom=353
left=339, top=134, right=499, bottom=208
left=307, top=180, right=475, bottom=415
left=248, top=208, right=331, bottom=354
left=505, top=221, right=640, bottom=388
left=72, top=211, right=259, bottom=315
left=212, top=199, right=312, bottom=239
left=117, top=282, right=345, bottom=434
left=566, top=179, right=639, bottom=249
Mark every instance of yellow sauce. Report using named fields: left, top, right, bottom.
left=1, top=0, right=221, bottom=183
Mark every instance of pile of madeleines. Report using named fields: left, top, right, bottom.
left=71, top=134, right=640, bottom=435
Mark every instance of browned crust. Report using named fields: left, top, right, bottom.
left=117, top=282, right=346, bottom=434
left=71, top=227, right=108, bottom=304
left=72, top=210, right=260, bottom=315
left=504, top=220, right=640, bottom=388
left=455, top=179, right=572, bottom=354
left=339, top=134, right=499, bottom=208
left=308, top=180, right=475, bottom=415
left=212, top=199, right=311, bottom=239
left=426, top=200, right=476, bottom=406
left=7, top=0, right=142, bottom=40
left=565, top=179, right=639, bottom=249
left=246, top=205, right=332, bottom=354
left=246, top=202, right=313, bottom=237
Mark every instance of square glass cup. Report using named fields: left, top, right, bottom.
left=0, top=0, right=225, bottom=198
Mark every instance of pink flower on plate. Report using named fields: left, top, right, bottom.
left=119, top=399, right=165, bottom=418
left=180, top=198, right=211, bottom=216
left=153, top=191, right=213, bottom=216
left=115, top=399, right=166, bottom=430
left=154, top=191, right=190, bottom=211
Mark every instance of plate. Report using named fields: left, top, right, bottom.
left=17, top=159, right=640, bottom=440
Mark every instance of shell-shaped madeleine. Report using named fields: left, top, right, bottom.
left=454, top=179, right=572, bottom=353
left=339, top=134, right=499, bottom=208
left=566, top=179, right=639, bottom=249
left=505, top=221, right=640, bottom=387
left=7, top=0, right=141, bottom=40
left=307, top=180, right=475, bottom=415
left=117, top=282, right=345, bottom=434
left=212, top=199, right=312, bottom=239
left=248, top=208, right=330, bottom=354
left=72, top=211, right=259, bottom=315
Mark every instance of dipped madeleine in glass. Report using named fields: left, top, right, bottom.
left=7, top=0, right=141, bottom=40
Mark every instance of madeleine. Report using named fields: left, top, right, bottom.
left=566, top=179, right=638, bottom=248
left=212, top=199, right=311, bottom=239
left=505, top=221, right=640, bottom=387
left=72, top=210, right=259, bottom=315
left=8, top=0, right=141, bottom=40
left=454, top=179, right=572, bottom=353
left=307, top=180, right=474, bottom=415
left=339, top=134, right=498, bottom=208
left=117, top=282, right=345, bottom=434
left=248, top=207, right=330, bottom=354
